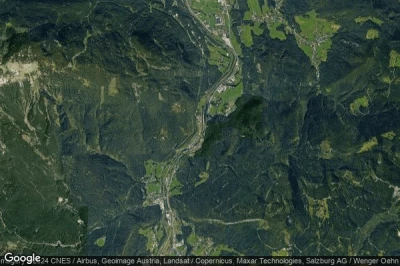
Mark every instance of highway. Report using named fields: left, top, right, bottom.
left=156, top=0, right=239, bottom=255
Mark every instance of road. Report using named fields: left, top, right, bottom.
left=156, top=0, right=239, bottom=255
